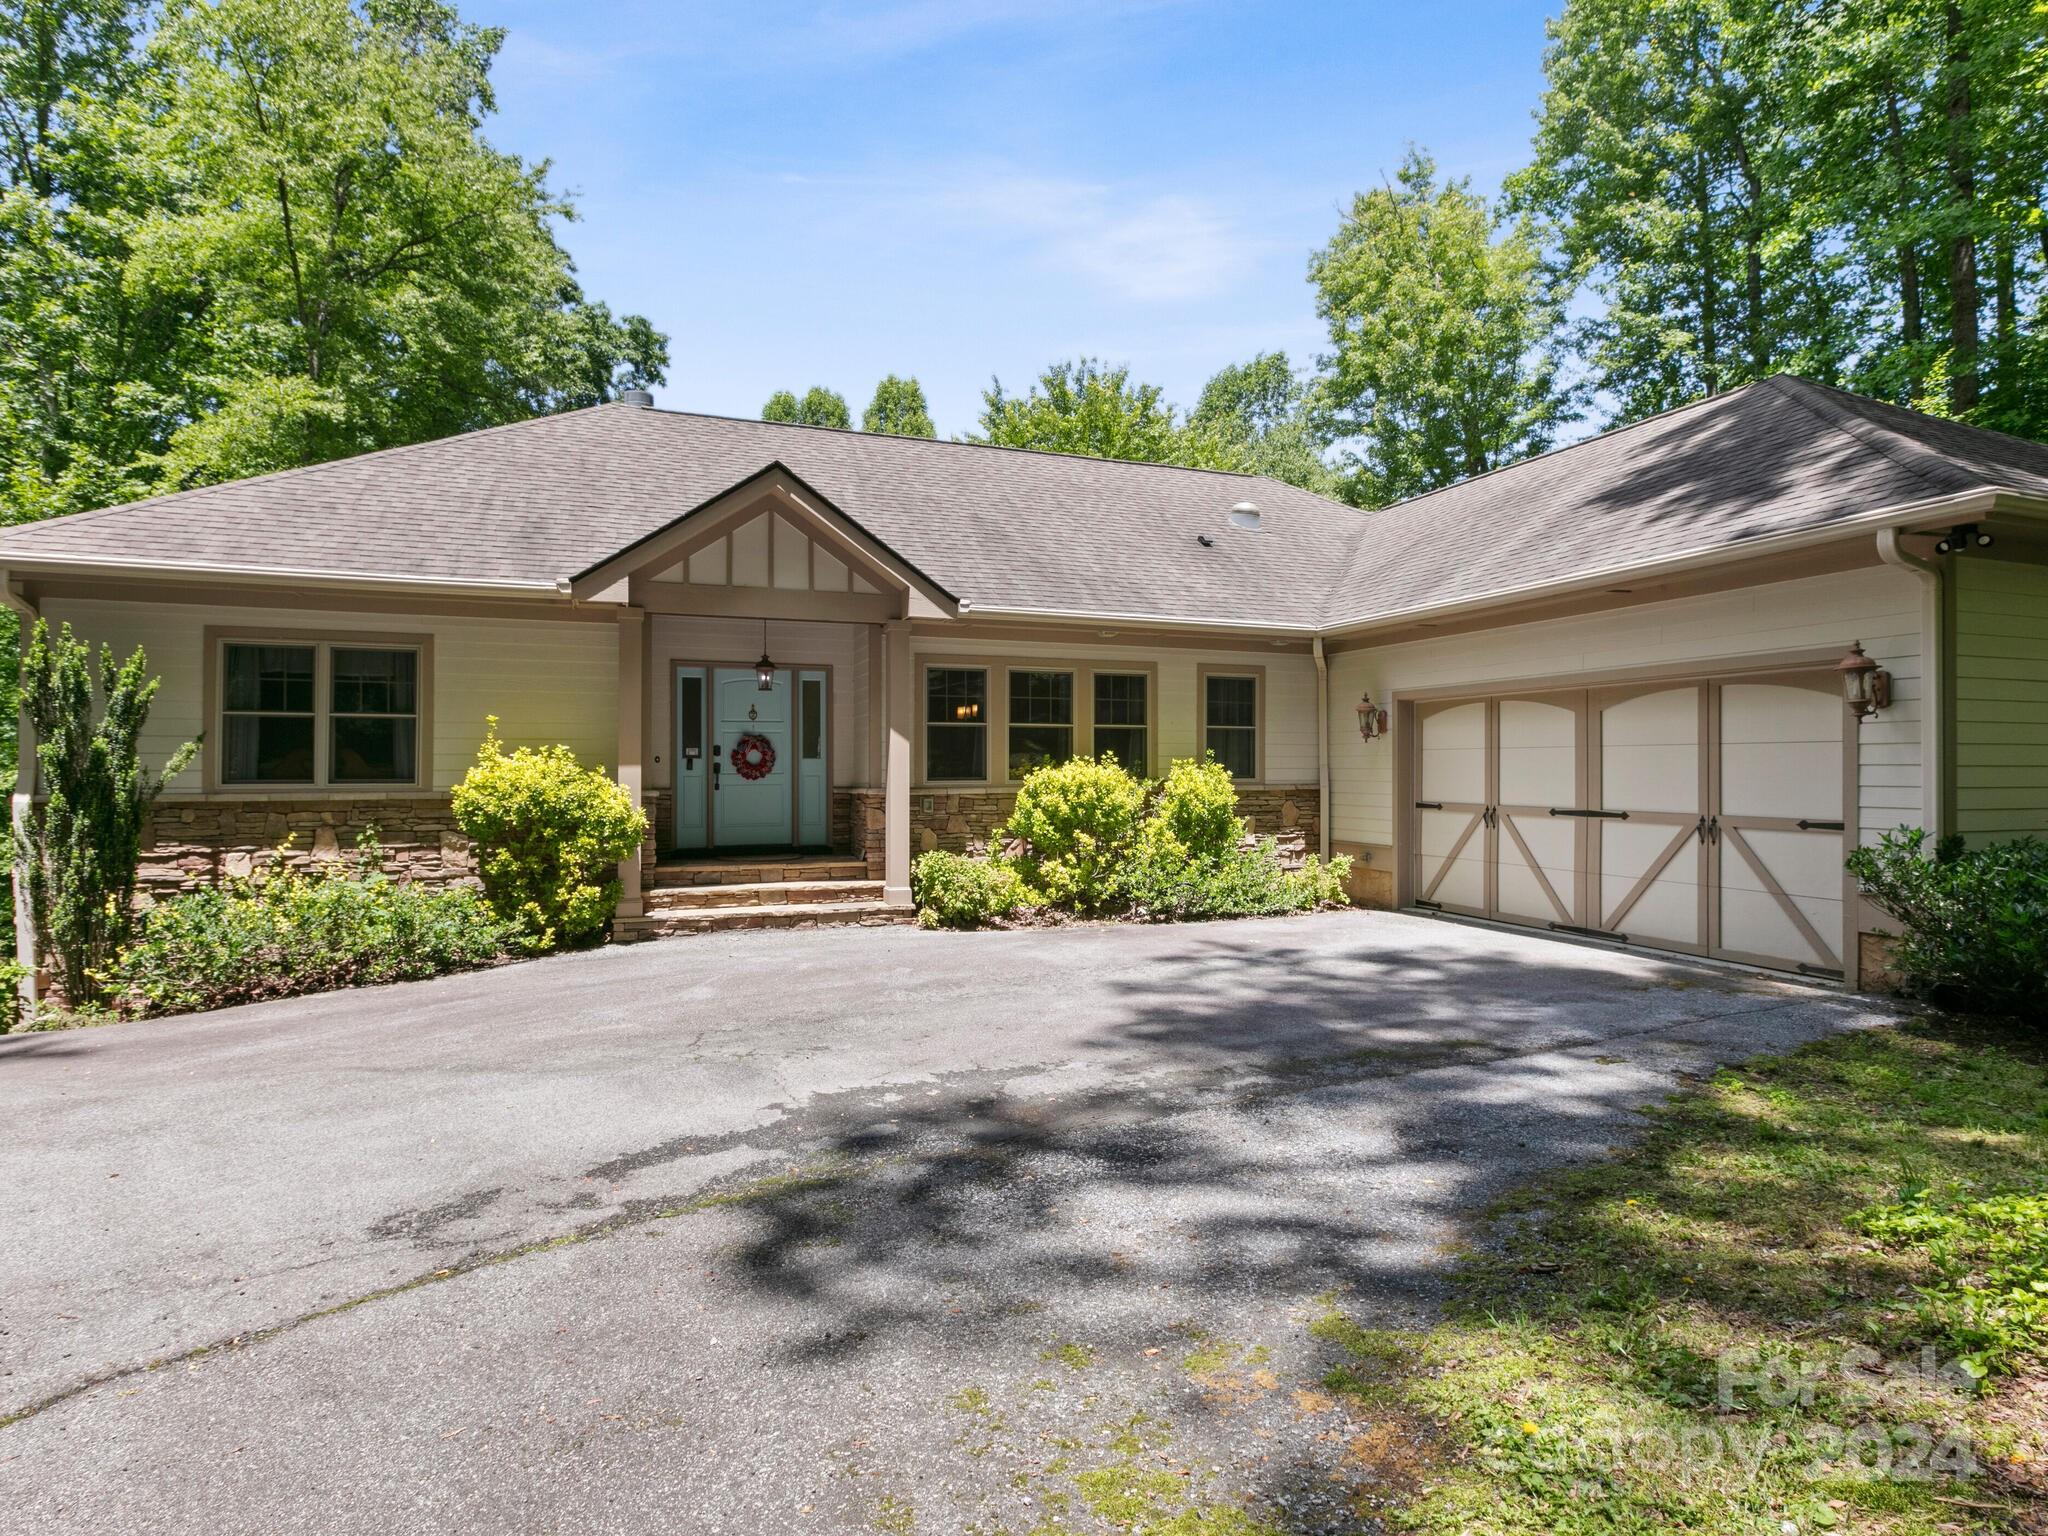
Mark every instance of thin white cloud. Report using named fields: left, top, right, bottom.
left=935, top=173, right=1262, bottom=303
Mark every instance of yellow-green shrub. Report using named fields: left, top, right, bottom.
left=911, top=850, right=1026, bottom=929
left=1000, top=755, right=1148, bottom=913
left=450, top=718, right=647, bottom=953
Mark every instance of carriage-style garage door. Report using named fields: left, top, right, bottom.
left=1411, top=670, right=1850, bottom=977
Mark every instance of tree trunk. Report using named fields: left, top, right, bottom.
left=1944, top=2, right=1979, bottom=415
left=1694, top=159, right=1720, bottom=395
left=1882, top=90, right=1924, bottom=398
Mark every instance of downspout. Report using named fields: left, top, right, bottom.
left=1876, top=529, right=1945, bottom=840
left=1312, top=636, right=1331, bottom=862
left=3, top=576, right=38, bottom=1009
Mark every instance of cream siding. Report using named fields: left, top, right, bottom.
left=1951, top=554, right=2048, bottom=843
left=910, top=633, right=1319, bottom=785
left=647, top=615, right=871, bottom=790
left=37, top=597, right=617, bottom=793
left=1327, top=564, right=1927, bottom=850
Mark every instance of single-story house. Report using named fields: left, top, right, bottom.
left=6, top=375, right=2047, bottom=993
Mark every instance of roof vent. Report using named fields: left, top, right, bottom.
left=1229, top=500, right=1263, bottom=531
left=620, top=387, right=654, bottom=408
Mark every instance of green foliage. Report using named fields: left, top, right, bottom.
left=1137, top=756, right=1244, bottom=863
left=985, top=755, right=1351, bottom=926
left=1188, top=351, right=1337, bottom=495
left=449, top=717, right=647, bottom=953
left=1336, top=1022, right=2048, bottom=1532
left=1510, top=0, right=2046, bottom=434
left=1119, top=761, right=1352, bottom=920
left=1854, top=1184, right=2048, bottom=1382
left=1311, top=147, right=1574, bottom=508
left=761, top=385, right=851, bottom=429
left=861, top=374, right=936, bottom=437
left=100, top=834, right=506, bottom=1018
left=18, top=619, right=196, bottom=1006
left=1000, top=754, right=1149, bottom=914
left=972, top=358, right=1246, bottom=470
left=1846, top=827, right=2048, bottom=1018
left=910, top=849, right=1026, bottom=930
left=0, top=0, right=666, bottom=513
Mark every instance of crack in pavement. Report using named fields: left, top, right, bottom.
left=1, top=985, right=1861, bottom=1434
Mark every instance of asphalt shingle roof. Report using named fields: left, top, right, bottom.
left=1314, top=375, right=2048, bottom=626
left=7, top=374, right=2046, bottom=631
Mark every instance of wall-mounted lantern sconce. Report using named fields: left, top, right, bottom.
left=1356, top=692, right=1389, bottom=741
left=1836, top=641, right=1891, bottom=721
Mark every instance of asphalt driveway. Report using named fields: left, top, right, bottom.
left=1, top=910, right=1894, bottom=1533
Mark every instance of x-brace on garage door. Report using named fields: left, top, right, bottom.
left=1411, top=670, right=1852, bottom=978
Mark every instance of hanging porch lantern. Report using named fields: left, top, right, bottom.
left=755, top=618, right=775, bottom=691
left=1356, top=691, right=1389, bottom=741
left=1835, top=641, right=1890, bottom=721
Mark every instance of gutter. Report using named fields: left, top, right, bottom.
left=1320, top=486, right=2046, bottom=641
left=954, top=603, right=1316, bottom=639
left=0, top=554, right=563, bottom=601
left=1875, top=528, right=1947, bottom=840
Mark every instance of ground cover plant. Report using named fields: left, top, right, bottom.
left=1311, top=1019, right=2048, bottom=1534
left=100, top=835, right=507, bottom=1018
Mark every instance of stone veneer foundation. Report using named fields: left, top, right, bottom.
left=140, top=796, right=474, bottom=899
left=902, top=784, right=1321, bottom=856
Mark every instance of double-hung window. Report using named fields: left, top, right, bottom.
left=924, top=666, right=987, bottom=781
left=1091, top=673, right=1148, bottom=771
left=220, top=638, right=423, bottom=787
left=1203, top=673, right=1258, bottom=780
left=1007, top=670, right=1073, bottom=778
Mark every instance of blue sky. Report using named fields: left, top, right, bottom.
left=470, top=0, right=1561, bottom=437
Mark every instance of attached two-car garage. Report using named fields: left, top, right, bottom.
left=1409, top=666, right=1852, bottom=977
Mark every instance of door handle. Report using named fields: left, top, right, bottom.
left=1549, top=807, right=1628, bottom=820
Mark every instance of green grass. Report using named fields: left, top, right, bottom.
left=1319, top=1018, right=2048, bottom=1535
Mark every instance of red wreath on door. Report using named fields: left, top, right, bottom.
left=730, top=733, right=776, bottom=781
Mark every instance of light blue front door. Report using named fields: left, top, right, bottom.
left=713, top=667, right=792, bottom=846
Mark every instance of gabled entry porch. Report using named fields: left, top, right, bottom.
left=567, top=462, right=962, bottom=924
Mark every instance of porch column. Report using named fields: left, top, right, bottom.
left=10, top=586, right=38, bottom=1007
left=616, top=606, right=646, bottom=921
left=882, top=618, right=912, bottom=906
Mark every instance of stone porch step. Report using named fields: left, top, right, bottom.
left=617, top=899, right=908, bottom=939
left=646, top=879, right=885, bottom=911
left=652, top=857, right=872, bottom=887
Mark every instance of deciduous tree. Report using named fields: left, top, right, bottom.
left=861, top=374, right=935, bottom=437
left=972, top=358, right=1240, bottom=469
left=762, top=385, right=851, bottom=428
left=1312, top=149, right=1573, bottom=507
left=1190, top=352, right=1336, bottom=494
